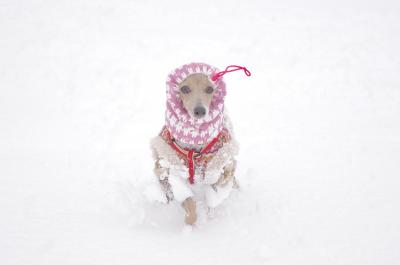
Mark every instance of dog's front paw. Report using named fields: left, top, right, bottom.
left=185, top=212, right=197, bottom=225
left=182, top=197, right=197, bottom=225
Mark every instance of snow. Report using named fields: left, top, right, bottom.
left=1, top=0, right=400, bottom=264
left=205, top=181, right=233, bottom=208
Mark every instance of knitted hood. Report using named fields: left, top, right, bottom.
left=165, top=62, right=226, bottom=146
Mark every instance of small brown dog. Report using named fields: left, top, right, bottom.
left=151, top=63, right=250, bottom=225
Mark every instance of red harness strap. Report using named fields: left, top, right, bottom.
left=164, top=129, right=225, bottom=184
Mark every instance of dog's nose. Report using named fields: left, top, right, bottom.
left=194, top=106, right=206, bottom=118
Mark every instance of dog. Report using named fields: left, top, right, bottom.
left=150, top=63, right=250, bottom=225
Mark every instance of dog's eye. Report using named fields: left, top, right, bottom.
left=180, top=86, right=191, bottom=94
left=205, top=86, right=214, bottom=94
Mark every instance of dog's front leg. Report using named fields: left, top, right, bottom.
left=213, top=159, right=239, bottom=189
left=154, top=159, right=174, bottom=202
left=182, top=197, right=197, bottom=225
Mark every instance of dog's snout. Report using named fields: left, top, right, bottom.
left=194, top=106, right=206, bottom=118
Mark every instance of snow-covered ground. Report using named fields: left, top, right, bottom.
left=1, top=0, right=400, bottom=264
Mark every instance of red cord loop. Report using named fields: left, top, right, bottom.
left=211, top=65, right=251, bottom=81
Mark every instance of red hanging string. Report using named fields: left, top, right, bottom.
left=211, top=65, right=251, bottom=81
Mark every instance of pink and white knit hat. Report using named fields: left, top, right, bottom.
left=165, top=63, right=251, bottom=146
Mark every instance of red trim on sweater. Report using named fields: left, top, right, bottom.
left=161, top=127, right=229, bottom=184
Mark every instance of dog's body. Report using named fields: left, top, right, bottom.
left=151, top=63, right=242, bottom=225
left=150, top=114, right=238, bottom=224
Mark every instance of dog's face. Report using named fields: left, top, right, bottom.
left=178, top=73, right=215, bottom=119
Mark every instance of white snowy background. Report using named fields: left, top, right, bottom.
left=1, top=0, right=399, bottom=264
